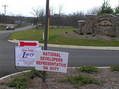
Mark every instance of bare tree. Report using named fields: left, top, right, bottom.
left=58, top=5, right=63, bottom=16
left=57, top=5, right=63, bottom=27
left=32, top=8, right=45, bottom=26
left=50, top=7, right=55, bottom=15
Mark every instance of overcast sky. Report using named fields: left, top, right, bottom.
left=0, top=0, right=119, bottom=17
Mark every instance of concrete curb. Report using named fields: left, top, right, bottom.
left=8, top=40, right=119, bottom=50
left=0, top=67, right=110, bottom=81
left=69, top=66, right=110, bottom=69
left=41, top=44, right=119, bottom=50
left=0, top=70, right=31, bottom=81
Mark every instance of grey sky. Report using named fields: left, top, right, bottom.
left=0, top=0, right=118, bottom=17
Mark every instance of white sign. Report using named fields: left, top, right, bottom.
left=35, top=50, right=69, bottom=73
left=15, top=46, right=41, bottom=67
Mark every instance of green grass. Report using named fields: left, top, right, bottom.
left=60, top=75, right=101, bottom=87
left=7, top=76, right=28, bottom=89
left=9, top=27, right=119, bottom=46
left=27, top=69, right=47, bottom=80
left=110, top=65, right=119, bottom=71
left=0, top=26, right=6, bottom=30
left=77, top=65, right=99, bottom=73
left=9, top=29, right=44, bottom=41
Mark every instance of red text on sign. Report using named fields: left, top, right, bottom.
left=36, top=61, right=67, bottom=67
left=43, top=52, right=61, bottom=57
left=43, top=66, right=48, bottom=70
left=50, top=66, right=59, bottom=71
left=40, top=56, right=63, bottom=62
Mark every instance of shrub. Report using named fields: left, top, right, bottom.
left=73, top=30, right=81, bottom=35
left=60, top=75, right=101, bottom=87
left=86, top=32, right=92, bottom=35
left=80, top=33, right=84, bottom=35
left=7, top=76, right=28, bottom=89
left=28, top=69, right=47, bottom=80
left=78, top=65, right=99, bottom=73
left=115, top=6, right=119, bottom=14
left=110, top=65, right=119, bottom=71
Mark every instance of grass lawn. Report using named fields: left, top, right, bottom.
left=9, top=27, right=119, bottom=46
left=0, top=26, right=6, bottom=30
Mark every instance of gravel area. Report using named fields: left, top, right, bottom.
left=0, top=68, right=119, bottom=89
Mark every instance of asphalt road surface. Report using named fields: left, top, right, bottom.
left=48, top=47, right=119, bottom=67
left=0, top=26, right=119, bottom=77
left=0, top=26, right=34, bottom=77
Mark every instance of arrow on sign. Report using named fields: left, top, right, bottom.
left=19, top=41, right=39, bottom=47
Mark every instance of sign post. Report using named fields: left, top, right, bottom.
left=44, top=0, right=49, bottom=50
left=43, top=0, right=49, bottom=82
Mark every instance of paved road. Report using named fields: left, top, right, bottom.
left=0, top=26, right=119, bottom=77
left=0, top=26, right=34, bottom=77
left=48, top=47, right=119, bottom=67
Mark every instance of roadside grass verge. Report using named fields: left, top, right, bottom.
left=9, top=27, right=119, bottom=46
left=9, top=28, right=44, bottom=42
left=0, top=26, right=6, bottom=30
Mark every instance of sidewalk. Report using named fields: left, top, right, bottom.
left=8, top=40, right=119, bottom=50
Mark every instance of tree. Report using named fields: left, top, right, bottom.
left=57, top=5, right=63, bottom=27
left=87, top=7, right=100, bottom=15
left=112, top=1, right=119, bottom=15
left=69, top=12, right=85, bottom=27
left=115, top=6, right=119, bottom=14
left=98, top=0, right=113, bottom=15
left=32, top=8, right=45, bottom=26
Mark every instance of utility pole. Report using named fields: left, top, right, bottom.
left=42, top=0, right=49, bottom=83
left=3, top=4, right=8, bottom=15
left=2, top=4, right=8, bottom=24
left=44, top=0, right=49, bottom=50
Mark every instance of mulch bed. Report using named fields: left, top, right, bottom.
left=0, top=68, right=119, bottom=89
